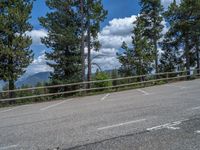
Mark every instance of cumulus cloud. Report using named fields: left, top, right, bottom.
left=101, top=16, right=136, bottom=36
left=26, top=51, right=53, bottom=75
left=90, top=15, right=137, bottom=71
left=26, top=29, right=47, bottom=45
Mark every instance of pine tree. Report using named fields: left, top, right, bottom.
left=117, top=16, right=154, bottom=78
left=139, top=0, right=164, bottom=74
left=79, top=0, right=86, bottom=83
left=160, top=0, right=182, bottom=73
left=132, top=16, right=154, bottom=75
left=39, top=0, right=82, bottom=84
left=159, top=31, right=181, bottom=73
left=84, top=0, right=107, bottom=87
left=164, top=0, right=200, bottom=76
left=190, top=1, right=200, bottom=74
left=0, top=0, right=34, bottom=98
left=117, top=42, right=136, bottom=77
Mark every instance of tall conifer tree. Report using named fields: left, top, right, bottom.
left=39, top=0, right=82, bottom=84
left=139, top=0, right=164, bottom=74
left=118, top=16, right=154, bottom=77
left=84, top=0, right=107, bottom=87
left=0, top=0, right=33, bottom=96
left=164, top=0, right=200, bottom=76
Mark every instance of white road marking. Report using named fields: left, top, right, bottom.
left=166, top=126, right=180, bottom=130
left=165, top=84, right=186, bottom=89
left=0, top=107, right=20, bottom=113
left=190, top=106, right=200, bottom=111
left=137, top=89, right=150, bottom=95
left=147, top=120, right=183, bottom=131
left=147, top=123, right=170, bottom=131
left=195, top=130, right=200, bottom=134
left=0, top=144, right=18, bottom=150
left=97, top=119, right=146, bottom=131
left=101, top=93, right=110, bottom=101
left=40, top=100, right=72, bottom=111
left=0, top=108, right=16, bottom=113
left=0, top=104, right=31, bottom=114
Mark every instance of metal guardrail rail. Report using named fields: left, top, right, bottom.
left=0, top=69, right=199, bottom=102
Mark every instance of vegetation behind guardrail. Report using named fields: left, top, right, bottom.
left=0, top=69, right=199, bottom=106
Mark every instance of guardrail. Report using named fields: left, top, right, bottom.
left=0, top=69, right=199, bottom=102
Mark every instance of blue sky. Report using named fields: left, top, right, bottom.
left=26, top=0, right=175, bottom=75
left=30, top=0, right=140, bottom=30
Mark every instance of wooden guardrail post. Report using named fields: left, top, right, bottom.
left=166, top=72, right=169, bottom=83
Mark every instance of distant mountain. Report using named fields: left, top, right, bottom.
left=16, top=72, right=51, bottom=88
left=0, top=81, right=6, bottom=91
left=0, top=69, right=116, bottom=90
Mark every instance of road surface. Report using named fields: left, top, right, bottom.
left=0, top=79, right=200, bottom=150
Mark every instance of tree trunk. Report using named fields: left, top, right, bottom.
left=154, top=39, right=159, bottom=79
left=8, top=79, right=15, bottom=105
left=185, top=35, right=190, bottom=78
left=87, top=5, right=91, bottom=89
left=80, top=0, right=85, bottom=85
left=138, top=58, right=143, bottom=81
left=7, top=35, right=15, bottom=102
left=154, top=40, right=158, bottom=73
left=195, top=40, right=200, bottom=75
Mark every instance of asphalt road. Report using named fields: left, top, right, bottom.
left=0, top=79, right=200, bottom=150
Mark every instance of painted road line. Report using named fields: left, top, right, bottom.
left=146, top=123, right=171, bottom=131
left=0, top=104, right=31, bottom=114
left=101, top=93, right=110, bottom=101
left=0, top=108, right=16, bottom=113
left=0, top=107, right=20, bottom=114
left=147, top=120, right=184, bottom=131
left=166, top=121, right=181, bottom=130
left=165, top=84, right=186, bottom=89
left=190, top=106, right=200, bottom=111
left=195, top=130, right=200, bottom=134
left=0, top=144, right=18, bottom=150
left=97, top=119, right=146, bottom=131
left=40, top=99, right=72, bottom=111
left=137, top=89, right=150, bottom=95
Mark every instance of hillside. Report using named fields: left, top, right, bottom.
left=16, top=72, right=51, bottom=88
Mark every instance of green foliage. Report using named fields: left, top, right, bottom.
left=139, top=0, right=164, bottom=73
left=117, top=42, right=136, bottom=76
left=159, top=31, right=182, bottom=73
left=82, top=0, right=107, bottom=83
left=0, top=0, right=34, bottom=91
left=94, top=71, right=112, bottom=88
left=39, top=0, right=107, bottom=85
left=83, top=0, right=107, bottom=49
left=164, top=0, right=200, bottom=74
left=39, top=0, right=82, bottom=84
left=118, top=0, right=163, bottom=77
left=118, top=15, right=154, bottom=77
left=132, top=16, right=154, bottom=75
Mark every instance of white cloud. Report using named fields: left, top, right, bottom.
left=101, top=16, right=136, bottom=36
left=161, top=0, right=180, bottom=9
left=90, top=15, right=137, bottom=71
left=26, top=29, right=47, bottom=45
left=98, top=35, right=132, bottom=49
left=25, top=51, right=53, bottom=75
